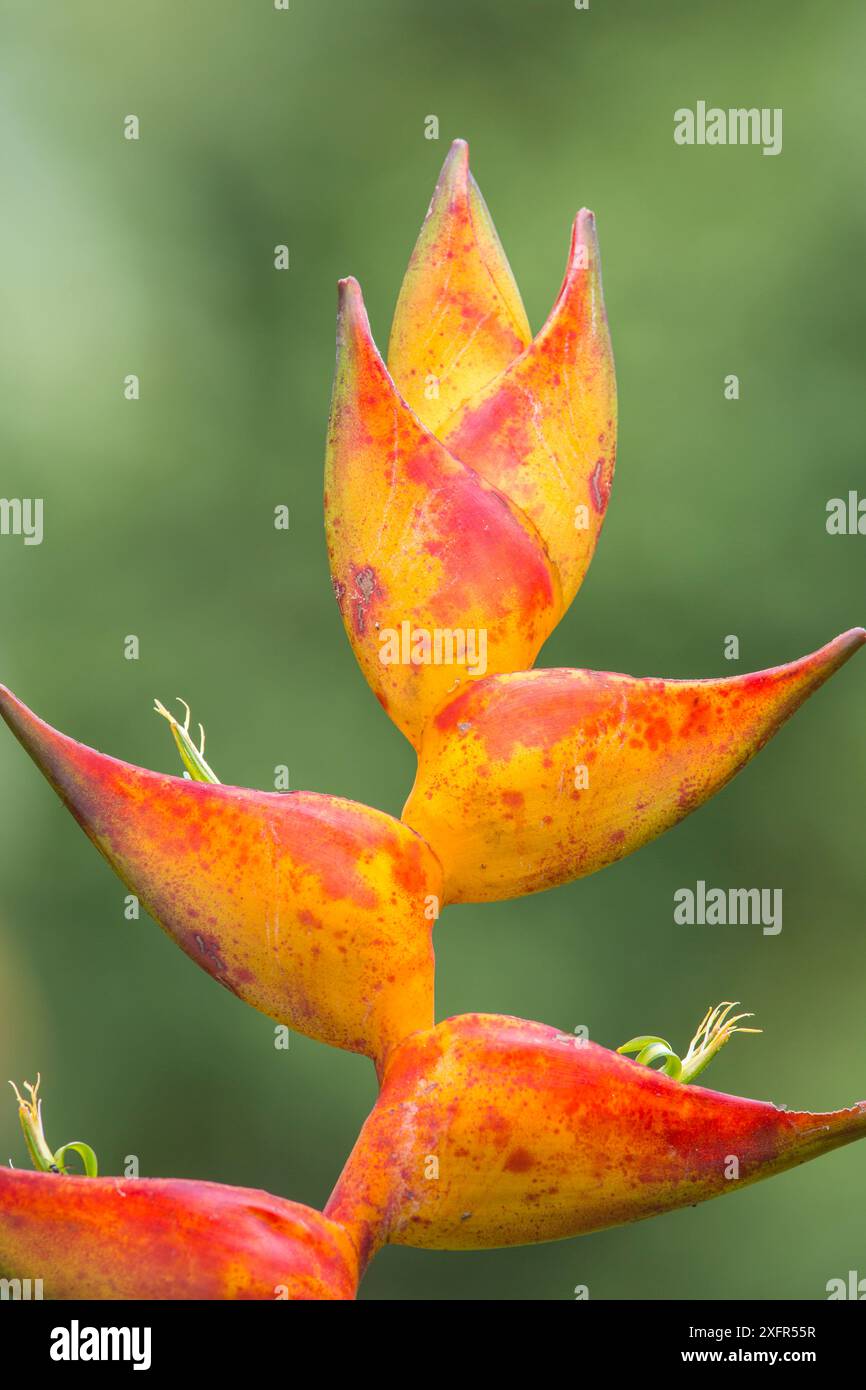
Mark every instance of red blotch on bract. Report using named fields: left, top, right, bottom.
left=433, top=683, right=480, bottom=733
left=501, top=790, right=524, bottom=808
left=389, top=835, right=431, bottom=898
left=504, top=1147, right=535, bottom=1173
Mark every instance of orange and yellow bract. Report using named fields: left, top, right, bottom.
left=0, top=1171, right=358, bottom=1300
left=402, top=629, right=866, bottom=903
left=387, top=139, right=532, bottom=432
left=327, top=1015, right=866, bottom=1257
left=325, top=276, right=560, bottom=749
left=440, top=209, right=616, bottom=610
left=0, top=686, right=440, bottom=1072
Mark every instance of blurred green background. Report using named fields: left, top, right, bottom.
left=1, top=0, right=864, bottom=1300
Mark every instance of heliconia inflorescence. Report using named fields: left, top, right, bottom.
left=1, top=139, right=862, bottom=1299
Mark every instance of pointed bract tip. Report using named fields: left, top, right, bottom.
left=569, top=208, right=599, bottom=269
left=808, top=626, right=866, bottom=675
left=336, top=276, right=373, bottom=346
left=760, top=627, right=866, bottom=693
left=337, top=274, right=362, bottom=308
left=0, top=684, right=33, bottom=739
left=433, top=138, right=470, bottom=205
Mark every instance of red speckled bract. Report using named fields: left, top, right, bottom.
left=325, top=275, right=560, bottom=748
left=0, top=1171, right=358, bottom=1299
left=0, top=686, right=441, bottom=1071
left=401, top=630, right=866, bottom=902
left=326, top=1014, right=866, bottom=1253
left=440, top=209, right=617, bottom=610
left=387, top=139, right=532, bottom=431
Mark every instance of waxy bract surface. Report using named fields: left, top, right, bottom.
left=0, top=686, right=440, bottom=1071
left=402, top=630, right=865, bottom=902
left=326, top=1014, right=866, bottom=1254
left=0, top=1170, right=358, bottom=1299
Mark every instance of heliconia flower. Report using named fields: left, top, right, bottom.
left=0, top=686, right=441, bottom=1073
left=2, top=138, right=861, bottom=1302
left=0, top=1170, right=359, bottom=1299
left=325, top=139, right=615, bottom=748
left=325, top=275, right=561, bottom=749
left=324, top=1013, right=866, bottom=1256
left=401, top=629, right=866, bottom=903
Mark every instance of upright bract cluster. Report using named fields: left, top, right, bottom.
left=1, top=140, right=863, bottom=1300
